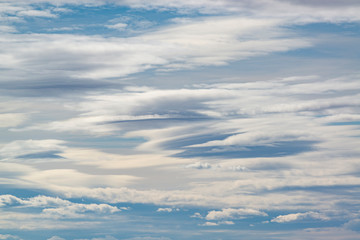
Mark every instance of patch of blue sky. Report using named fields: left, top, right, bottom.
left=327, top=121, right=360, bottom=126
left=67, top=136, right=146, bottom=150
left=174, top=140, right=317, bottom=159
left=161, top=133, right=233, bottom=150
left=279, top=22, right=360, bottom=59
left=291, top=22, right=360, bottom=37
left=13, top=4, right=205, bottom=36
left=0, top=187, right=53, bottom=199
left=17, top=150, right=64, bottom=159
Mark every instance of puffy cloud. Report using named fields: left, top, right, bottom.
left=205, top=208, right=268, bottom=220
left=271, top=211, right=330, bottom=223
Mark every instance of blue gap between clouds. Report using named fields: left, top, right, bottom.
left=173, top=140, right=317, bottom=159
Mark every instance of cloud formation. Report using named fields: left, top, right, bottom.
left=205, top=208, right=268, bottom=220
left=271, top=211, right=330, bottom=223
left=0, top=1, right=359, bottom=239
left=0, top=17, right=310, bottom=81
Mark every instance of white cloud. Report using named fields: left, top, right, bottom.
left=124, top=237, right=170, bottom=240
left=185, top=162, right=211, bottom=169
left=205, top=208, right=268, bottom=220
left=0, top=139, right=66, bottom=159
left=0, top=234, right=22, bottom=240
left=47, top=237, right=66, bottom=240
left=17, top=9, right=57, bottom=18
left=106, top=23, right=128, bottom=30
left=0, top=194, right=121, bottom=221
left=200, top=221, right=218, bottom=226
left=0, top=113, right=26, bottom=128
left=2, top=0, right=360, bottom=24
left=0, top=16, right=310, bottom=81
left=42, top=203, right=120, bottom=218
left=219, top=220, right=235, bottom=225
left=156, top=208, right=173, bottom=212
left=0, top=25, right=17, bottom=33
left=271, top=211, right=330, bottom=223
left=191, top=212, right=202, bottom=218
left=22, top=169, right=140, bottom=188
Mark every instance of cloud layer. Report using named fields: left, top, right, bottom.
left=0, top=0, right=360, bottom=239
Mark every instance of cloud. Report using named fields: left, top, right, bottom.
left=191, top=212, right=202, bottom=218
left=201, top=222, right=218, bottom=226
left=205, top=208, right=268, bottom=220
left=0, top=113, right=26, bottom=128
left=185, top=162, right=212, bottom=169
left=42, top=203, right=120, bottom=219
left=124, top=237, right=170, bottom=240
left=47, top=237, right=66, bottom=240
left=219, top=220, right=235, bottom=225
left=0, top=139, right=66, bottom=160
left=344, top=219, right=360, bottom=232
left=3, top=0, right=360, bottom=24
left=0, top=16, right=310, bottom=81
left=22, top=169, right=140, bottom=188
left=17, top=9, right=57, bottom=18
left=271, top=211, right=330, bottom=223
left=0, top=234, right=22, bottom=240
left=156, top=208, right=173, bottom=212
left=106, top=23, right=128, bottom=30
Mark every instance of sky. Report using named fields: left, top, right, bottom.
left=0, top=0, right=360, bottom=239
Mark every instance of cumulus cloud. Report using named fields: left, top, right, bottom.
left=271, top=211, right=330, bottom=223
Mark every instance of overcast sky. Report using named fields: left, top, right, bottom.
left=0, top=1, right=360, bottom=239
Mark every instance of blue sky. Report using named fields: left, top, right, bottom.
left=0, top=0, right=360, bottom=239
